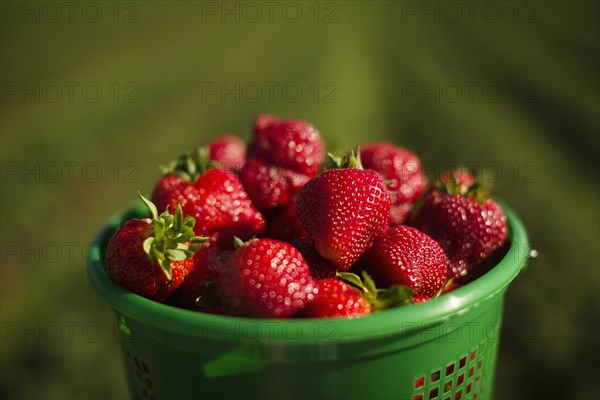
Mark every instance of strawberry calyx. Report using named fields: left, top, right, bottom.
left=435, top=168, right=489, bottom=203
left=159, top=146, right=221, bottom=182
left=138, top=192, right=208, bottom=280
left=327, top=148, right=364, bottom=170
left=337, top=271, right=412, bottom=311
left=232, top=236, right=246, bottom=249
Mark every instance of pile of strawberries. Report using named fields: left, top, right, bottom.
left=106, top=115, right=508, bottom=319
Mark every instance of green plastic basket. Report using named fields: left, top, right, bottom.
left=87, top=201, right=529, bottom=400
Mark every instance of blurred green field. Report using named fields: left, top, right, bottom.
left=1, top=1, right=598, bottom=399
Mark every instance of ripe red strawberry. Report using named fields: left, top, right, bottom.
left=267, top=203, right=308, bottom=241
left=240, top=159, right=310, bottom=211
left=241, top=115, right=324, bottom=212
left=172, top=244, right=223, bottom=310
left=363, top=226, right=447, bottom=297
left=151, top=150, right=266, bottom=248
left=218, top=239, right=318, bottom=318
left=410, top=176, right=508, bottom=280
left=296, top=279, right=371, bottom=318
left=290, top=237, right=337, bottom=279
left=361, top=143, right=426, bottom=225
left=106, top=195, right=206, bottom=302
left=249, top=114, right=325, bottom=177
left=297, top=151, right=391, bottom=270
left=206, top=135, right=246, bottom=171
left=193, top=168, right=266, bottom=246
left=297, top=272, right=412, bottom=318
left=151, top=173, right=198, bottom=216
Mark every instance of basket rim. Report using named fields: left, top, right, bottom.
left=87, top=199, right=529, bottom=344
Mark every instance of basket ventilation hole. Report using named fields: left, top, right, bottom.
left=443, top=381, right=452, bottom=393
left=414, top=376, right=425, bottom=388
left=123, top=346, right=155, bottom=400
left=429, top=388, right=439, bottom=399
left=411, top=340, right=494, bottom=400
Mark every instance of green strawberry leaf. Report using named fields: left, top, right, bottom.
left=143, top=237, right=154, bottom=255
left=138, top=194, right=208, bottom=281
left=327, top=153, right=345, bottom=168
left=166, top=249, right=189, bottom=261
left=327, top=148, right=363, bottom=170
left=337, top=270, right=413, bottom=312
left=160, top=146, right=222, bottom=182
left=362, top=271, right=378, bottom=294
left=233, top=236, right=245, bottom=249
left=336, top=271, right=364, bottom=289
left=157, top=256, right=172, bottom=281
left=373, top=285, right=413, bottom=310
left=138, top=191, right=159, bottom=220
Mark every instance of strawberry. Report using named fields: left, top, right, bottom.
left=410, top=175, right=508, bottom=280
left=172, top=244, right=223, bottom=310
left=106, top=194, right=207, bottom=302
left=296, top=279, right=371, bottom=318
left=249, top=114, right=325, bottom=177
left=297, top=272, right=412, bottom=319
left=361, top=143, right=426, bottom=225
left=289, top=237, right=337, bottom=279
left=241, top=115, right=324, bottom=212
left=267, top=203, right=308, bottom=241
left=218, top=238, right=317, bottom=318
left=362, top=225, right=447, bottom=297
left=297, top=151, right=391, bottom=270
left=151, top=149, right=266, bottom=248
left=192, top=168, right=266, bottom=246
left=206, top=135, right=246, bottom=171
left=151, top=173, right=198, bottom=217
left=240, top=159, right=310, bottom=211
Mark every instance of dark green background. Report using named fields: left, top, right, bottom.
left=1, top=1, right=598, bottom=399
